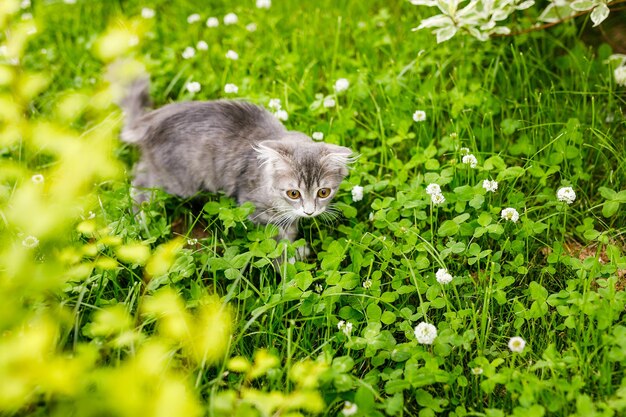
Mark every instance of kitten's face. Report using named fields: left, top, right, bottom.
left=256, top=138, right=352, bottom=219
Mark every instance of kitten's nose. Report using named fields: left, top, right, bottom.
left=304, top=210, right=314, bottom=216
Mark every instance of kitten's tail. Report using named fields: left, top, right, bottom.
left=107, top=60, right=152, bottom=144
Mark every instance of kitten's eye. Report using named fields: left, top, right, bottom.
left=286, top=189, right=301, bottom=199
left=317, top=188, right=331, bottom=198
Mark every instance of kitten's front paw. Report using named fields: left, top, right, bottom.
left=295, top=244, right=311, bottom=261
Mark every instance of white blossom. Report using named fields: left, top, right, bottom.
left=196, top=40, right=208, bottom=50
left=268, top=98, right=281, bottom=110
left=186, top=81, right=201, bottom=93
left=141, top=7, right=155, bottom=19
left=63, top=0, right=76, bottom=4
left=182, top=46, right=196, bottom=59
left=614, top=66, right=626, bottom=87
left=431, top=193, right=445, bottom=205
left=413, top=110, right=426, bottom=122
left=460, top=147, right=470, bottom=156
left=342, top=401, right=358, bottom=416
left=312, top=132, right=324, bottom=141
left=225, top=50, right=239, bottom=60
left=206, top=17, right=219, bottom=27
left=22, top=235, right=39, bottom=248
left=471, top=367, right=484, bottom=375
left=323, top=98, right=336, bottom=108
left=224, top=83, right=239, bottom=94
left=508, top=336, right=526, bottom=353
left=557, top=187, right=576, bottom=204
left=31, top=174, right=44, bottom=184
left=334, top=78, right=350, bottom=93
left=246, top=23, right=258, bottom=32
left=362, top=279, right=372, bottom=289
left=482, top=179, right=498, bottom=193
left=20, top=0, right=31, bottom=8
left=187, top=13, right=201, bottom=24
left=435, top=268, right=453, bottom=284
left=351, top=185, right=364, bottom=202
left=425, top=183, right=441, bottom=196
left=337, top=320, right=353, bottom=336
left=256, top=0, right=271, bottom=9
left=414, top=321, right=437, bottom=345
left=462, top=154, right=478, bottom=168
left=187, top=238, right=198, bottom=246
left=274, top=109, right=288, bottom=121
left=501, top=207, right=520, bottom=223
left=21, top=13, right=32, bottom=20
left=315, top=283, right=323, bottom=293
left=224, top=13, right=238, bottom=25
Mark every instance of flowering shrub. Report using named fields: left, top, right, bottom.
left=411, top=0, right=619, bottom=43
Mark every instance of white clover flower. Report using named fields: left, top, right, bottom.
left=482, top=179, right=498, bottom=193
left=246, top=23, right=258, bottom=32
left=141, top=7, right=155, bottom=19
left=508, top=336, right=526, bottom=353
left=337, top=320, right=346, bottom=330
left=274, top=109, right=288, bottom=121
left=362, top=279, right=372, bottom=289
left=196, top=40, right=208, bottom=51
left=268, top=98, right=281, bottom=110
left=187, top=13, right=201, bottom=24
left=462, top=154, right=478, bottom=168
left=460, top=147, right=470, bottom=156
left=182, top=46, right=196, bottom=59
left=186, top=81, right=201, bottom=93
left=471, top=367, right=484, bottom=375
left=315, top=283, right=323, bottom=293
left=206, top=17, right=219, bottom=27
left=256, top=0, right=271, bottom=9
left=187, top=238, right=199, bottom=246
left=615, top=66, right=626, bottom=87
left=430, top=193, right=445, bottom=205
left=501, top=207, right=520, bottom=223
left=312, top=131, right=324, bottom=141
left=323, top=98, right=336, bottom=108
left=342, top=401, right=358, bottom=416
left=414, top=321, right=437, bottom=345
left=334, top=78, right=350, bottom=93
left=412, top=110, right=426, bottom=122
left=225, top=50, right=239, bottom=60
left=557, top=187, right=576, bottom=204
left=435, top=268, right=453, bottom=284
left=22, top=235, right=39, bottom=248
left=224, top=83, right=238, bottom=94
left=224, top=12, right=238, bottom=25
left=352, top=185, right=364, bottom=202
left=20, top=0, right=31, bottom=8
left=343, top=321, right=353, bottom=336
left=31, top=174, right=44, bottom=184
left=425, top=183, right=441, bottom=196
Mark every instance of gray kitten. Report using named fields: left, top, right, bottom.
left=118, top=76, right=353, bottom=241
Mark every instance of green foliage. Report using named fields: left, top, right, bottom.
left=1, top=0, right=626, bottom=416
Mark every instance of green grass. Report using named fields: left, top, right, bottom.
left=2, top=0, right=626, bottom=416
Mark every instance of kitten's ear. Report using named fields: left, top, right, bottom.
left=322, top=143, right=356, bottom=176
left=254, top=140, right=292, bottom=170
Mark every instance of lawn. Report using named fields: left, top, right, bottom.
left=1, top=0, right=626, bottom=416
